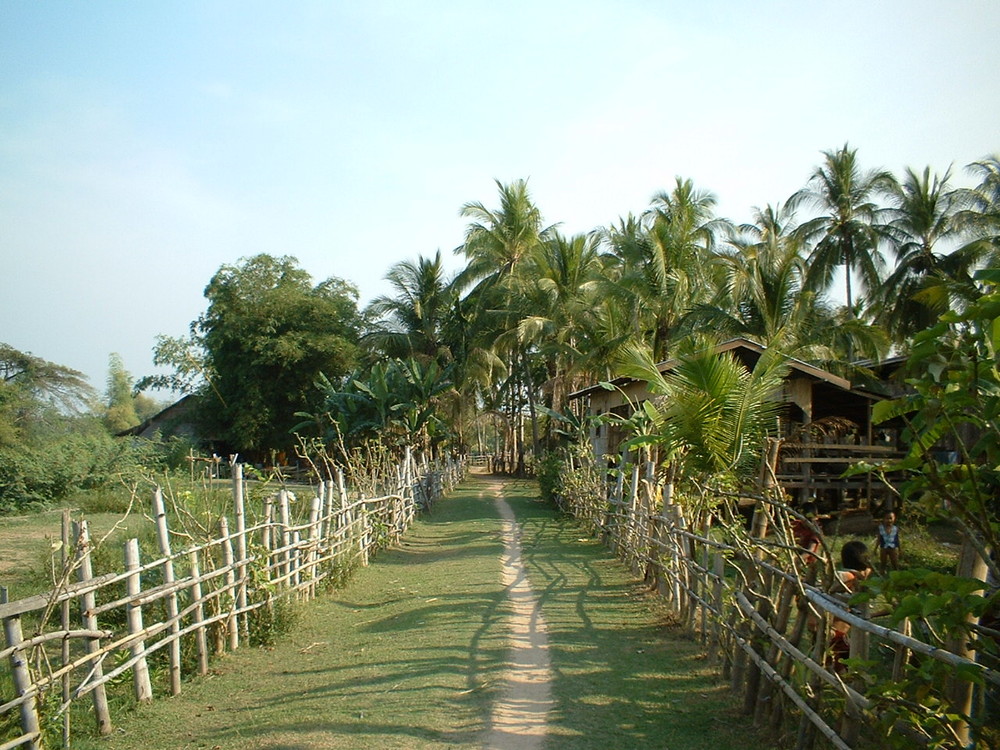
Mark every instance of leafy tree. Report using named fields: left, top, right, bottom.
left=864, top=267, right=1000, bottom=746
left=147, top=254, right=362, bottom=456
left=0, top=343, right=95, bottom=449
left=103, top=352, right=140, bottom=432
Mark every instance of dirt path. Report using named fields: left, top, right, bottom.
left=483, top=484, right=553, bottom=750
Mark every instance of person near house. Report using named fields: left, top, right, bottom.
left=874, top=510, right=902, bottom=573
left=790, top=502, right=823, bottom=565
left=828, top=540, right=873, bottom=671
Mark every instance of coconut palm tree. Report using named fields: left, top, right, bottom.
left=791, top=144, right=896, bottom=318
left=600, top=179, right=729, bottom=361
left=682, top=203, right=888, bottom=368
left=876, top=166, right=972, bottom=345
left=456, top=179, right=555, bottom=472
left=516, top=231, right=606, bottom=420
left=365, top=251, right=457, bottom=363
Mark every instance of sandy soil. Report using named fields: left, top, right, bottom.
left=482, top=483, right=553, bottom=750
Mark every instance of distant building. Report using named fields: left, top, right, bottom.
left=567, top=338, right=904, bottom=509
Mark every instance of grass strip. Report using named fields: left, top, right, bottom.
left=501, top=479, right=777, bottom=750
left=85, top=477, right=509, bottom=750
left=73, top=476, right=774, bottom=750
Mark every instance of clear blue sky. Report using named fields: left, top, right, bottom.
left=2, top=1, right=998, bottom=393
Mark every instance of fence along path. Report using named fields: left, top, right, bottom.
left=0, top=453, right=463, bottom=750
left=562, top=458, right=999, bottom=749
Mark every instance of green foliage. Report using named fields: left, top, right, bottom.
left=103, top=352, right=140, bottom=432
left=300, top=357, right=453, bottom=455
left=535, top=450, right=564, bottom=504
left=864, top=266, right=1000, bottom=745
left=142, top=254, right=363, bottom=457
left=614, top=336, right=788, bottom=484
left=873, top=267, right=1000, bottom=558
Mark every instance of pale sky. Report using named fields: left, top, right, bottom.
left=2, top=1, right=998, bottom=394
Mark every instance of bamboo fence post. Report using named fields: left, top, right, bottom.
left=755, top=576, right=795, bottom=724
left=187, top=550, right=209, bottom=676
left=712, top=553, right=726, bottom=672
left=124, top=539, right=154, bottom=703
left=232, top=462, right=248, bottom=637
left=2, top=587, right=41, bottom=750
left=75, top=520, right=112, bottom=735
left=308, top=496, right=322, bottom=595
left=337, top=471, right=351, bottom=550
left=947, top=536, right=988, bottom=746
left=729, top=552, right=748, bottom=695
left=360, top=502, right=370, bottom=566
left=628, top=463, right=640, bottom=572
left=278, top=490, right=291, bottom=586
left=291, top=530, right=302, bottom=593
left=892, top=618, right=910, bottom=681
left=60, top=510, right=71, bottom=748
left=741, top=567, right=773, bottom=716
left=796, top=607, right=830, bottom=750
left=152, top=488, right=182, bottom=696
left=219, top=516, right=238, bottom=651
left=262, top=493, right=274, bottom=578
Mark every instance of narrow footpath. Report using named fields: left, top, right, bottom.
left=98, top=475, right=772, bottom=750
left=485, top=482, right=553, bottom=749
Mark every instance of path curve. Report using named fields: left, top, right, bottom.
left=483, top=484, right=554, bottom=750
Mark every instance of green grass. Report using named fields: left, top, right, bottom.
left=25, top=476, right=778, bottom=750
left=76, top=477, right=511, bottom=750
left=503, top=480, right=775, bottom=749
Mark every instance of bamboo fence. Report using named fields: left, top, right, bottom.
left=559, top=461, right=999, bottom=750
left=0, top=452, right=464, bottom=750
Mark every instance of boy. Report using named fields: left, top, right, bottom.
left=874, top=510, right=902, bottom=572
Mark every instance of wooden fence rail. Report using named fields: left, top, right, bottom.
left=1, top=453, right=464, bottom=750
left=559, top=464, right=998, bottom=749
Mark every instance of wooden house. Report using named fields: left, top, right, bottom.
left=566, top=338, right=903, bottom=510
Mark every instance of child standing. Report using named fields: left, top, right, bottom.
left=875, top=510, right=902, bottom=573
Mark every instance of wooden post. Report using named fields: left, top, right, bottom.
left=291, top=530, right=302, bottom=593
left=220, top=516, right=238, bottom=651
left=60, top=509, right=72, bottom=748
left=711, top=553, right=725, bottom=669
left=152, top=488, right=182, bottom=695
left=278, top=490, right=291, bottom=586
left=188, top=550, right=209, bottom=676
left=262, top=493, right=275, bottom=581
left=124, top=539, right=154, bottom=702
left=947, top=536, right=989, bottom=746
left=232, top=462, right=248, bottom=637
left=75, top=521, right=112, bottom=735
left=2, top=587, right=42, bottom=750
left=308, top=496, right=322, bottom=596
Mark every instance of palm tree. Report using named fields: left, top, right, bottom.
left=365, top=251, right=456, bottom=363
left=615, top=335, right=789, bottom=500
left=791, top=144, right=896, bottom=317
left=456, top=179, right=555, bottom=472
left=516, top=231, right=605, bottom=420
left=600, top=179, right=729, bottom=361
left=952, top=155, right=1000, bottom=278
left=691, top=203, right=810, bottom=348
left=877, top=166, right=971, bottom=344
left=690, top=204, right=886, bottom=362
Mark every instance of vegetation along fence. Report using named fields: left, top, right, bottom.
left=555, top=458, right=999, bottom=750
left=1, top=452, right=464, bottom=750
